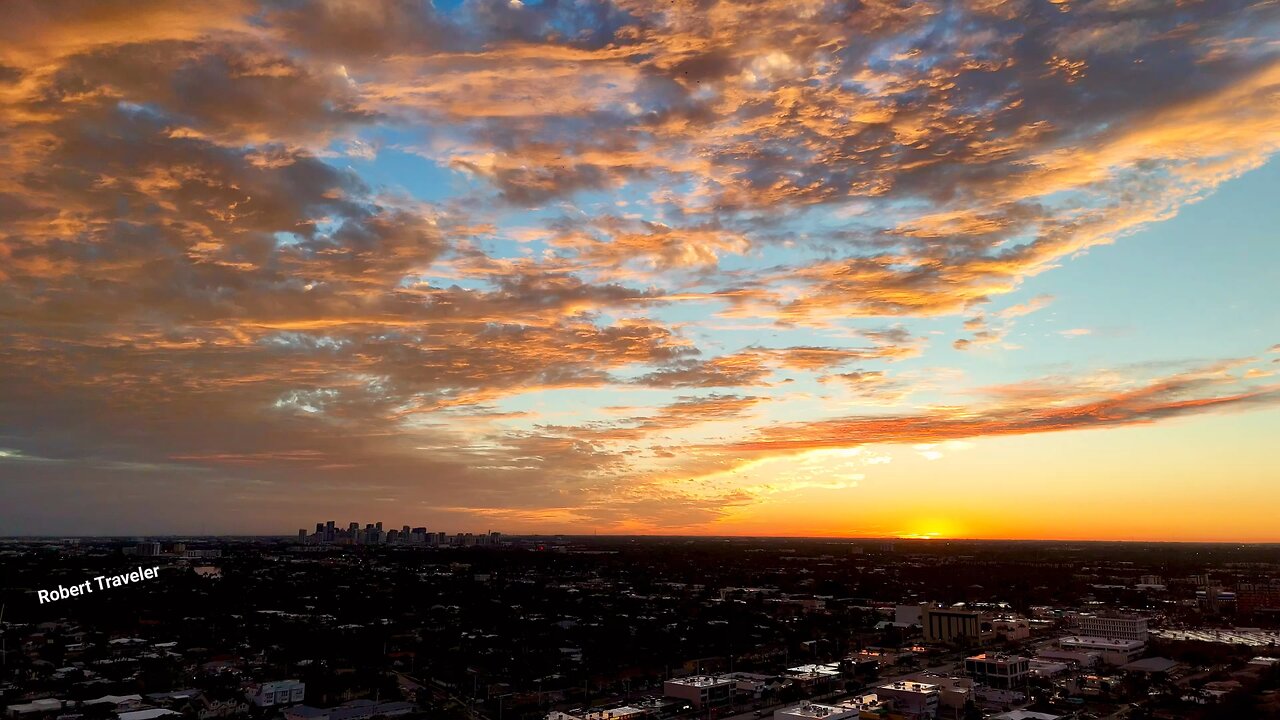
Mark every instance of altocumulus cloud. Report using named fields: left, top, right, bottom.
left=1, top=0, right=1279, bottom=533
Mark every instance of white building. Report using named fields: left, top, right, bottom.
left=784, top=663, right=841, bottom=691
left=774, top=702, right=861, bottom=720
left=876, top=681, right=939, bottom=719
left=663, top=676, right=734, bottom=709
left=1058, top=636, right=1145, bottom=666
left=775, top=696, right=891, bottom=720
left=1076, top=614, right=1148, bottom=642
left=246, top=680, right=306, bottom=707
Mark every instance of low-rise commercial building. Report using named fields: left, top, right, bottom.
left=1058, top=636, right=1144, bottom=666
left=876, top=681, right=939, bottom=719
left=775, top=696, right=892, bottom=720
left=246, top=680, right=305, bottom=707
left=774, top=702, right=861, bottom=720
left=842, top=694, right=892, bottom=717
left=964, top=653, right=1031, bottom=689
left=663, top=676, right=734, bottom=709
left=5, top=699, right=66, bottom=717
left=719, top=672, right=784, bottom=698
left=784, top=664, right=841, bottom=692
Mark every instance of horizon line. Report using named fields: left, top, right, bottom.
left=4, top=533, right=1280, bottom=546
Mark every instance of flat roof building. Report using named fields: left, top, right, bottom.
left=247, top=680, right=305, bottom=707
left=1076, top=614, right=1148, bottom=642
left=663, top=676, right=734, bottom=709
left=876, top=681, right=939, bottom=719
left=5, top=699, right=66, bottom=717
left=774, top=702, right=861, bottom=720
left=842, top=694, right=892, bottom=715
left=117, top=711, right=180, bottom=720
left=964, top=653, right=1031, bottom=690
left=1059, top=636, right=1144, bottom=666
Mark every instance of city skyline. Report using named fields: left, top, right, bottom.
left=2, top=1, right=1280, bottom=540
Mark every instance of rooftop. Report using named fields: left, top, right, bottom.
left=879, top=681, right=938, bottom=694
left=1120, top=657, right=1178, bottom=674
left=118, top=711, right=181, bottom=720
left=779, top=703, right=850, bottom=718
left=1059, top=635, right=1144, bottom=649
left=667, top=675, right=732, bottom=687
left=966, top=653, right=1028, bottom=663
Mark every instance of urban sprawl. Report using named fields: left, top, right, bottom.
left=2, top=534, right=1279, bottom=720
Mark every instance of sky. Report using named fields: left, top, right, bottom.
left=1, top=0, right=1279, bottom=540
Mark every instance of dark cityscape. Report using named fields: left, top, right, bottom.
left=3, top=534, right=1279, bottom=720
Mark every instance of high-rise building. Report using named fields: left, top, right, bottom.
left=1237, top=583, right=1280, bottom=618
left=922, top=605, right=981, bottom=645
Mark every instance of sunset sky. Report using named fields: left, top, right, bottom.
left=1, top=0, right=1279, bottom=539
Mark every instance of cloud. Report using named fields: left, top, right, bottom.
left=725, top=360, right=1280, bottom=453
left=1, top=0, right=1278, bottom=532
